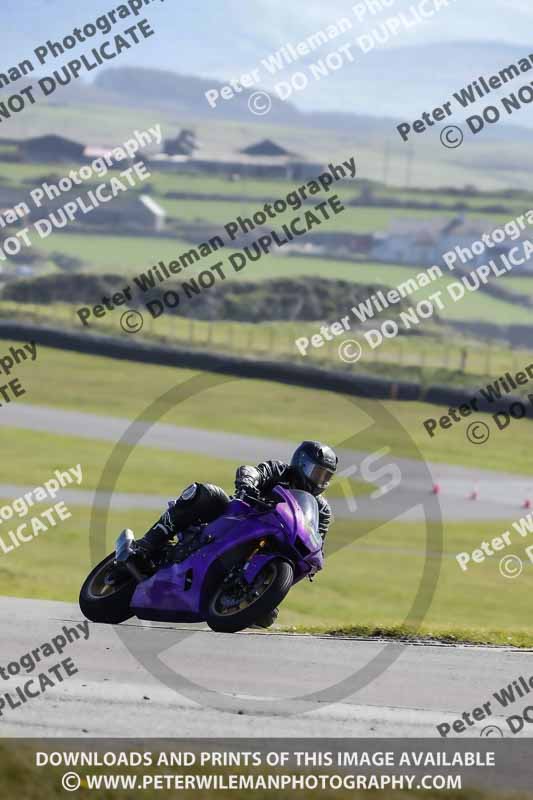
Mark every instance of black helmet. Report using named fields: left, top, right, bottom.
left=290, top=441, right=338, bottom=496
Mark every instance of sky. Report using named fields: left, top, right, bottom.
left=4, top=0, right=533, bottom=81
left=3, top=0, right=533, bottom=119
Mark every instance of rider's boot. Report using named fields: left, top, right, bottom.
left=108, top=519, right=171, bottom=583
left=136, top=521, right=172, bottom=556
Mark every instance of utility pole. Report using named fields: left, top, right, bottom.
left=405, top=144, right=414, bottom=189
left=383, top=139, right=391, bottom=187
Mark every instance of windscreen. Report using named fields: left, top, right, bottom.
left=286, top=489, right=320, bottom=539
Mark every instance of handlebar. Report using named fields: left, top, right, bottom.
left=235, top=490, right=277, bottom=511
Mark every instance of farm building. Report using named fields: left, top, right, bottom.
left=67, top=193, right=167, bottom=233
left=371, top=216, right=533, bottom=272
left=151, top=137, right=323, bottom=180
left=18, top=135, right=85, bottom=163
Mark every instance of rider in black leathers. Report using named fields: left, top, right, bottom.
left=135, top=441, right=338, bottom=556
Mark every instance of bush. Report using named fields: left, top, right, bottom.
left=3, top=274, right=418, bottom=324
left=2, top=272, right=126, bottom=304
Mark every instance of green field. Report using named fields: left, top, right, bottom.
left=158, top=196, right=513, bottom=234
left=507, top=276, right=533, bottom=298
left=33, top=232, right=192, bottom=274
left=6, top=156, right=533, bottom=211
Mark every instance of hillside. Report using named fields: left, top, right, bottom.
left=93, top=67, right=301, bottom=121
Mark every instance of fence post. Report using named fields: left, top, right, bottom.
left=485, top=345, right=491, bottom=375
left=328, top=333, right=335, bottom=365
left=397, top=340, right=404, bottom=367
left=443, top=343, right=449, bottom=371
left=459, top=347, right=467, bottom=373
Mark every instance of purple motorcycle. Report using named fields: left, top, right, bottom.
left=79, top=486, right=324, bottom=633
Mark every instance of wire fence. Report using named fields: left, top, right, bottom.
left=1, top=301, right=532, bottom=385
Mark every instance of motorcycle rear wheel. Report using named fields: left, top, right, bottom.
left=79, top=553, right=136, bottom=624
left=206, top=558, right=293, bottom=633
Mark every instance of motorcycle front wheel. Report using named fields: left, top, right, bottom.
left=206, top=558, right=293, bottom=633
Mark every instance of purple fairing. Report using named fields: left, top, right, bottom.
left=130, top=486, right=324, bottom=623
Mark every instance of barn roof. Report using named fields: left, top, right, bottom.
left=240, top=139, right=294, bottom=157
left=21, top=135, right=85, bottom=150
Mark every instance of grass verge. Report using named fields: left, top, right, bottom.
left=284, top=623, right=533, bottom=649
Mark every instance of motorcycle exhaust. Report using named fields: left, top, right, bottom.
left=115, top=528, right=145, bottom=582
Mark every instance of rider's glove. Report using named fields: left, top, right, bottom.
left=235, top=482, right=259, bottom=500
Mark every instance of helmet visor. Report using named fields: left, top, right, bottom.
left=301, top=461, right=335, bottom=492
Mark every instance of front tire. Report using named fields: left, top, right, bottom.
left=79, top=553, right=136, bottom=624
left=206, top=558, right=293, bottom=633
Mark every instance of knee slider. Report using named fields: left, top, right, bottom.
left=179, top=483, right=198, bottom=502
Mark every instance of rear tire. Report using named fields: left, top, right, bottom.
left=79, top=553, right=136, bottom=624
left=206, top=558, right=293, bottom=633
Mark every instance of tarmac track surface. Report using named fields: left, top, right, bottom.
left=0, top=597, right=531, bottom=738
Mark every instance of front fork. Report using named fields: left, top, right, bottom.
left=241, top=539, right=283, bottom=587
